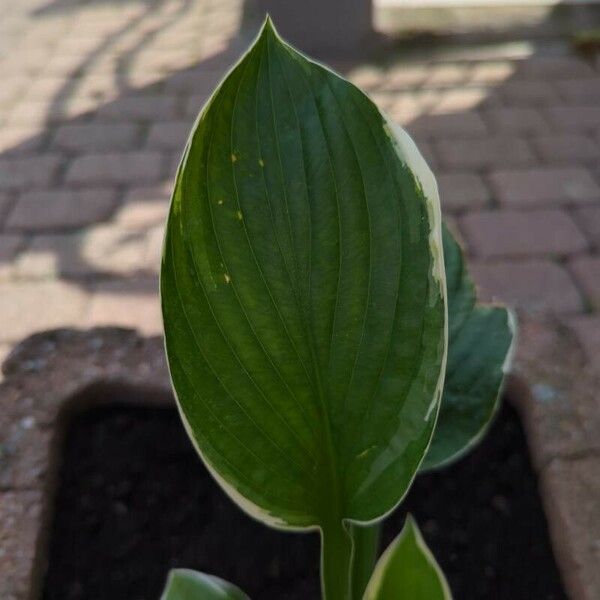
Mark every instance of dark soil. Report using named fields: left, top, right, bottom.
left=42, top=400, right=566, bottom=600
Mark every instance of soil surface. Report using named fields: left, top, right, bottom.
left=42, top=400, right=566, bottom=600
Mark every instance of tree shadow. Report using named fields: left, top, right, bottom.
left=1, top=0, right=599, bottom=315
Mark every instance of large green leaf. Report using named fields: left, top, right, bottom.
left=421, top=223, right=516, bottom=471
left=161, top=18, right=446, bottom=596
left=161, top=569, right=249, bottom=600
left=364, top=516, right=452, bottom=599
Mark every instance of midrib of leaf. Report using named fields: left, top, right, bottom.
left=260, top=43, right=348, bottom=529
left=266, top=36, right=354, bottom=595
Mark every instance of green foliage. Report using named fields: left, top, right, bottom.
left=161, top=17, right=446, bottom=598
left=160, top=569, right=249, bottom=600
left=421, top=223, right=515, bottom=471
left=160, top=16, right=514, bottom=600
left=364, top=516, right=451, bottom=599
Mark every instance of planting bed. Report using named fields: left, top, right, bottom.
left=42, top=399, right=565, bottom=600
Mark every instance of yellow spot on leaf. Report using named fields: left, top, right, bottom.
left=356, top=445, right=376, bottom=460
left=231, top=153, right=237, bottom=163
left=258, top=158, right=265, bottom=167
left=223, top=273, right=231, bottom=283
left=218, top=199, right=224, bottom=205
left=236, top=210, right=243, bottom=220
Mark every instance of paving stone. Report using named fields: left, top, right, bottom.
left=469, top=259, right=582, bottom=314
left=52, top=123, right=140, bottom=152
left=0, top=76, right=29, bottom=108
left=573, top=207, right=600, bottom=248
left=431, top=88, right=492, bottom=114
left=556, top=79, right=600, bottom=104
left=6, top=188, right=118, bottom=231
left=0, top=193, right=14, bottom=223
left=0, top=234, right=24, bottom=280
left=435, top=137, right=534, bottom=170
left=122, top=183, right=171, bottom=204
left=0, top=127, right=47, bottom=156
left=0, top=235, right=23, bottom=262
left=85, top=278, right=161, bottom=334
left=541, top=457, right=600, bottom=600
left=469, top=61, right=515, bottom=83
left=146, top=120, right=192, bottom=150
left=16, top=225, right=150, bottom=279
left=546, top=106, right=600, bottom=132
left=0, top=343, right=12, bottom=372
left=499, top=80, right=559, bottom=106
left=513, top=56, right=594, bottom=79
left=532, top=134, right=599, bottom=164
left=461, top=209, right=588, bottom=259
left=143, top=224, right=164, bottom=271
left=423, top=63, right=469, bottom=86
left=114, top=195, right=169, bottom=229
left=168, top=152, right=182, bottom=177
left=490, top=167, right=600, bottom=207
left=94, top=94, right=179, bottom=121
left=165, top=68, right=223, bottom=94
left=415, top=141, right=437, bottom=169
left=0, top=155, right=63, bottom=191
left=375, top=64, right=427, bottom=90
left=65, top=152, right=164, bottom=186
left=6, top=97, right=99, bottom=127
left=184, top=93, right=211, bottom=118
left=570, top=257, right=600, bottom=309
left=482, top=107, right=548, bottom=134
left=437, top=172, right=490, bottom=212
left=0, top=281, right=89, bottom=341
left=20, top=76, right=73, bottom=102
left=567, top=315, right=600, bottom=361
left=405, top=111, right=487, bottom=139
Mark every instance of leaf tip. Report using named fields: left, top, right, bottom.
left=260, top=13, right=279, bottom=39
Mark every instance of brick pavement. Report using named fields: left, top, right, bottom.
left=1, top=2, right=599, bottom=361
left=1, top=3, right=599, bottom=374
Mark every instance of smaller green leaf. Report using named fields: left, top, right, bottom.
left=421, top=223, right=516, bottom=471
left=160, top=569, right=250, bottom=600
left=364, top=515, right=452, bottom=600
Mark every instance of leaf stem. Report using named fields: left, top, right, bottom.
left=350, top=523, right=381, bottom=599
left=320, top=516, right=354, bottom=600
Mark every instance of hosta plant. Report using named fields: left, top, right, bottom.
left=160, top=18, right=515, bottom=600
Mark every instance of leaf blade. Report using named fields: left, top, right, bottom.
left=161, top=569, right=249, bottom=600
left=364, top=516, right=452, bottom=600
left=421, top=224, right=516, bottom=471
left=161, top=19, right=446, bottom=531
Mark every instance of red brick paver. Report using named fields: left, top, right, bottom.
left=435, top=137, right=534, bottom=170
left=470, top=259, right=582, bottom=314
left=460, top=209, right=588, bottom=258
left=438, top=173, right=491, bottom=211
left=0, top=2, right=598, bottom=364
left=66, top=152, right=165, bottom=186
left=532, top=134, right=599, bottom=165
left=6, top=189, right=118, bottom=231
left=570, top=257, right=600, bottom=309
left=573, top=207, right=600, bottom=248
left=490, top=167, right=600, bottom=207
